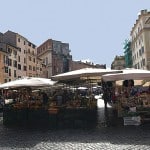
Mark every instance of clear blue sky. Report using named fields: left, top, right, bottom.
left=1, top=0, right=150, bottom=67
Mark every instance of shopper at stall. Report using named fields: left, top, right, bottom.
left=103, top=90, right=108, bottom=108
left=42, top=92, right=49, bottom=105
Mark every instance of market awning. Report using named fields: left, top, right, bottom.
left=102, top=68, right=150, bottom=81
left=51, top=68, right=122, bottom=81
left=0, top=77, right=57, bottom=89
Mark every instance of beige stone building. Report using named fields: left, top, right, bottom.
left=6, top=44, right=19, bottom=81
left=26, top=41, right=37, bottom=77
left=0, top=33, right=10, bottom=83
left=0, top=48, right=8, bottom=83
left=3, top=30, right=38, bottom=80
left=36, top=57, right=44, bottom=78
left=70, top=60, right=106, bottom=71
left=37, top=39, right=53, bottom=78
left=37, top=39, right=72, bottom=78
left=130, top=9, right=150, bottom=70
left=111, top=55, right=125, bottom=70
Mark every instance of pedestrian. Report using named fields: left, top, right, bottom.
left=103, top=90, right=108, bottom=108
left=42, top=92, right=49, bottom=105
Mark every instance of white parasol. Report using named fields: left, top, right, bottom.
left=102, top=68, right=150, bottom=81
left=0, top=77, right=57, bottom=89
left=51, top=68, right=122, bottom=81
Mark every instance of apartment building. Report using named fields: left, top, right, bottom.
left=0, top=33, right=13, bottom=83
left=37, top=39, right=72, bottom=78
left=130, top=9, right=150, bottom=70
left=6, top=44, right=19, bottom=81
left=36, top=57, right=45, bottom=78
left=3, top=30, right=38, bottom=79
left=0, top=33, right=8, bottom=83
left=111, top=55, right=125, bottom=70
left=26, top=41, right=37, bottom=77
left=70, top=60, right=106, bottom=71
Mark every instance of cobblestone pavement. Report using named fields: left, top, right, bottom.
left=0, top=100, right=149, bottom=150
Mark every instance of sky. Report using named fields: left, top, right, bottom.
left=1, top=0, right=150, bottom=67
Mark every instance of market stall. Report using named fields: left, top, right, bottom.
left=50, top=68, right=122, bottom=128
left=1, top=68, right=122, bottom=128
left=102, top=68, right=150, bottom=125
left=0, top=77, right=57, bottom=127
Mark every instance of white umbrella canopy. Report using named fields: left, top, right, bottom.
left=102, top=68, right=150, bottom=81
left=0, top=77, right=57, bottom=89
left=51, top=68, right=122, bottom=81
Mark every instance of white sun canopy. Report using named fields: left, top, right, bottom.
left=102, top=68, right=150, bottom=82
left=51, top=68, right=122, bottom=81
left=0, top=77, right=57, bottom=89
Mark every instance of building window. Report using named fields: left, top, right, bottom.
left=7, top=47, right=12, bottom=53
left=33, top=66, right=35, bottom=71
left=13, top=60, right=17, bottom=68
left=24, top=41, right=26, bottom=45
left=142, top=58, right=145, bottom=66
left=8, top=59, right=12, bottom=66
left=18, top=56, right=20, bottom=62
left=13, top=50, right=17, bottom=58
left=18, top=38, right=20, bottom=42
left=138, top=27, right=140, bottom=33
left=28, top=42, right=31, bottom=46
left=140, top=60, right=143, bottom=67
left=28, top=56, right=31, bottom=61
left=138, top=38, right=141, bottom=45
left=137, top=62, right=140, bottom=69
left=142, top=46, right=144, bottom=53
left=18, top=47, right=21, bottom=52
left=29, top=65, right=32, bottom=70
left=14, top=70, right=17, bottom=78
left=5, top=66, right=8, bottom=73
left=4, top=79, right=7, bottom=83
left=33, top=58, right=35, bottom=63
left=3, top=55, right=8, bottom=65
left=9, top=69, right=11, bottom=76
left=24, top=66, right=27, bottom=71
left=18, top=64, right=21, bottom=70
left=139, top=49, right=142, bottom=56
left=24, top=58, right=26, bottom=63
left=46, top=57, right=48, bottom=65
left=43, top=59, right=45, bottom=65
